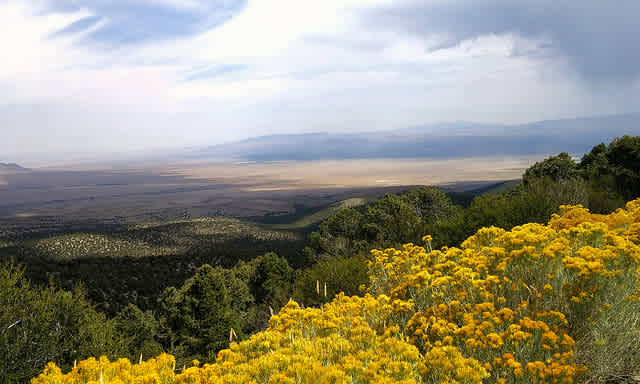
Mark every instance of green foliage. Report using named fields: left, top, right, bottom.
left=303, top=187, right=460, bottom=262
left=586, top=135, right=640, bottom=200
left=522, top=152, right=580, bottom=185
left=308, top=208, right=368, bottom=259
left=153, top=253, right=294, bottom=362
left=9, top=236, right=302, bottom=316
left=363, top=193, right=426, bottom=245
left=0, top=263, right=125, bottom=383
left=156, top=286, right=183, bottom=354
left=321, top=207, right=366, bottom=240
left=433, top=176, right=598, bottom=246
left=294, top=255, right=369, bottom=307
left=580, top=143, right=609, bottom=171
left=114, top=304, right=163, bottom=361
left=157, top=264, right=243, bottom=361
left=296, top=187, right=468, bottom=303
left=220, top=267, right=255, bottom=317
left=249, top=252, right=294, bottom=308
left=404, top=186, right=460, bottom=225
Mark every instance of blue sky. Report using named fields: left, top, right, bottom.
left=1, top=0, right=640, bottom=165
left=51, top=0, right=245, bottom=43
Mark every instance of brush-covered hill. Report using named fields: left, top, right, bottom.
left=9, top=217, right=298, bottom=261
left=32, top=200, right=640, bottom=384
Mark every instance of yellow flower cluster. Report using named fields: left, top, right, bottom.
left=31, top=200, right=640, bottom=384
left=32, top=354, right=176, bottom=384
left=366, top=200, right=640, bottom=383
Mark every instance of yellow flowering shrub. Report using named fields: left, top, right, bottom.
left=31, top=200, right=640, bottom=384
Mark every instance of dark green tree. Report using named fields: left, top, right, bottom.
left=581, top=143, right=609, bottom=171
left=321, top=207, right=365, bottom=240
left=363, top=194, right=425, bottom=246
left=157, top=264, right=243, bottom=361
left=114, top=304, right=163, bottom=361
left=249, top=252, right=294, bottom=308
left=156, top=286, right=183, bottom=354
left=404, top=186, right=459, bottom=225
left=0, top=263, right=125, bottom=383
left=522, top=152, right=580, bottom=185
left=293, top=255, right=368, bottom=307
left=307, top=208, right=368, bottom=259
left=605, top=135, right=640, bottom=200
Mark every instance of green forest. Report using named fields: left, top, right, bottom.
left=3, top=135, right=640, bottom=383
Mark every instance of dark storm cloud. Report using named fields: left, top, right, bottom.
left=371, top=0, right=640, bottom=82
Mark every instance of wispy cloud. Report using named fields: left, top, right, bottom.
left=1, top=0, right=639, bottom=165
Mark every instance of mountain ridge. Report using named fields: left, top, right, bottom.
left=187, top=112, right=640, bottom=161
left=0, top=162, right=28, bottom=173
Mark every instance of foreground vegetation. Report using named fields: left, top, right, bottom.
left=31, top=199, right=640, bottom=383
left=3, top=135, right=640, bottom=382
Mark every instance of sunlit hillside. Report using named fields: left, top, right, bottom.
left=22, top=217, right=298, bottom=261
left=32, top=199, right=640, bottom=383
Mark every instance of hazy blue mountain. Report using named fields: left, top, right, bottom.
left=189, top=113, right=640, bottom=161
left=0, top=162, right=28, bottom=173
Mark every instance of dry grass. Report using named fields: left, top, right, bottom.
left=181, top=157, right=542, bottom=190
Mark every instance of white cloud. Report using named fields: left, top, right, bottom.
left=128, top=0, right=206, bottom=11
left=1, top=0, right=639, bottom=165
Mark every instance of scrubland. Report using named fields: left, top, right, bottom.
left=31, top=200, right=640, bottom=384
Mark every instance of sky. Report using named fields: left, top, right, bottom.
left=1, top=0, right=640, bottom=165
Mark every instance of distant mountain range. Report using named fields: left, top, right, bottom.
left=0, top=162, right=28, bottom=173
left=189, top=113, right=640, bottom=161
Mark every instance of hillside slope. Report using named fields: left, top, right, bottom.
left=32, top=199, right=640, bottom=384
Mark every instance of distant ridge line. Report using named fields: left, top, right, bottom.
left=186, top=113, right=640, bottom=162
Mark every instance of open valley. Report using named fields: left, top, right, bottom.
left=0, top=156, right=539, bottom=232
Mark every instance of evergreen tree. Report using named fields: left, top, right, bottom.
left=158, top=265, right=243, bottom=360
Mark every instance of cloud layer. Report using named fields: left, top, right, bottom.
left=370, top=0, right=640, bottom=82
left=1, top=0, right=639, bottom=165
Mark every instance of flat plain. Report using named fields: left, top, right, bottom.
left=0, top=156, right=542, bottom=239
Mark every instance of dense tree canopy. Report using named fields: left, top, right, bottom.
left=0, top=264, right=125, bottom=382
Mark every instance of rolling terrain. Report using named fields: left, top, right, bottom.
left=0, top=178, right=512, bottom=314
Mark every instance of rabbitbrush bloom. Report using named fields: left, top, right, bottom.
left=32, top=199, right=640, bottom=384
